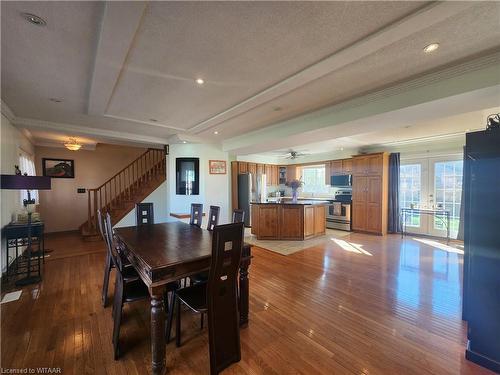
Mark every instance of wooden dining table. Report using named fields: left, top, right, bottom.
left=114, top=221, right=252, bottom=375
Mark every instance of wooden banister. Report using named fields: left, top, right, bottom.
left=85, top=148, right=166, bottom=231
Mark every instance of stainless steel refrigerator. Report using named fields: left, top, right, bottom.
left=238, top=173, right=266, bottom=227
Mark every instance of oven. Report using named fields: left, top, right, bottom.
left=326, top=190, right=352, bottom=231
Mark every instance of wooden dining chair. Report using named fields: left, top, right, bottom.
left=232, top=209, right=245, bottom=223
left=190, top=203, right=203, bottom=227
left=98, top=209, right=114, bottom=307
left=104, top=213, right=149, bottom=359
left=167, top=222, right=244, bottom=374
left=207, top=205, right=220, bottom=231
left=136, top=202, right=154, bottom=225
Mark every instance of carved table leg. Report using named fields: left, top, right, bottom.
left=151, top=291, right=166, bottom=375
left=239, top=245, right=252, bottom=327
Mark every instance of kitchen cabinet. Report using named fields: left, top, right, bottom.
left=287, top=165, right=299, bottom=182
left=351, top=153, right=388, bottom=235
left=265, top=164, right=272, bottom=185
left=324, top=162, right=331, bottom=185
left=238, top=161, right=248, bottom=174
left=231, top=161, right=239, bottom=211
left=330, top=160, right=343, bottom=175
left=247, top=162, right=257, bottom=175
left=342, top=158, right=353, bottom=174
left=257, top=163, right=265, bottom=177
left=278, top=166, right=287, bottom=185
left=271, top=165, right=279, bottom=185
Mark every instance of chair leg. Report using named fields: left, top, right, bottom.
left=165, top=291, right=176, bottom=343
left=102, top=253, right=112, bottom=307
left=175, top=296, right=181, bottom=348
left=112, top=279, right=123, bottom=359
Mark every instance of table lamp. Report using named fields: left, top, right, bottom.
left=1, top=174, right=51, bottom=285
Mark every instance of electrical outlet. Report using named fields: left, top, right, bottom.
left=77, top=188, right=86, bottom=193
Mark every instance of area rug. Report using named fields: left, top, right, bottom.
left=244, top=228, right=350, bottom=256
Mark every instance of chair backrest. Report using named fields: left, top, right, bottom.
left=190, top=203, right=203, bottom=227
left=207, top=205, right=220, bottom=231
left=103, top=212, right=123, bottom=274
left=232, top=209, right=245, bottom=224
left=136, top=202, right=154, bottom=226
left=97, top=209, right=105, bottom=241
left=207, top=222, right=244, bottom=374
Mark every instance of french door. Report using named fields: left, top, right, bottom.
left=400, top=155, right=463, bottom=239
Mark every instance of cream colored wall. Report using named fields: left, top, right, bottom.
left=35, top=144, right=146, bottom=233
left=1, top=113, right=35, bottom=271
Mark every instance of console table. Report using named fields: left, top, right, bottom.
left=400, top=208, right=451, bottom=244
left=2, top=221, right=45, bottom=281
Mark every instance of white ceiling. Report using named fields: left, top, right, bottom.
left=1, top=1, right=500, bottom=152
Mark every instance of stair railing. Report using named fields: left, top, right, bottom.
left=86, top=148, right=166, bottom=231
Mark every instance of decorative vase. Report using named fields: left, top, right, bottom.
left=292, top=188, right=298, bottom=203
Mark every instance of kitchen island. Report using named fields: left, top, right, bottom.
left=250, top=201, right=327, bottom=240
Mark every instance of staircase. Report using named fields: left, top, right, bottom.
left=80, top=148, right=166, bottom=241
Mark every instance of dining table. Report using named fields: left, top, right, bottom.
left=114, top=221, right=252, bottom=375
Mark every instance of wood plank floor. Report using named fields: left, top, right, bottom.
left=1, top=231, right=493, bottom=375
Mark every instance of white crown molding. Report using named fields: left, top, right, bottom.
left=187, top=1, right=477, bottom=135
left=103, top=114, right=186, bottom=131
left=1, top=100, right=16, bottom=123
left=13, top=117, right=169, bottom=146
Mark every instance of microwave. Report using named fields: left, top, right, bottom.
left=331, top=174, right=352, bottom=187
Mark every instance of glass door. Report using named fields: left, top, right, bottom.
left=400, top=156, right=463, bottom=240
left=400, top=160, right=428, bottom=235
left=428, top=158, right=463, bottom=239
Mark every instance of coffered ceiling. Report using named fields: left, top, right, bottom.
left=1, top=1, right=500, bottom=151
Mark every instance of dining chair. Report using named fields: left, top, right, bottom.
left=167, top=222, right=244, bottom=374
left=190, top=203, right=203, bottom=227
left=98, top=209, right=113, bottom=307
left=232, top=209, right=245, bottom=223
left=207, top=205, right=220, bottom=231
left=136, top=202, right=154, bottom=225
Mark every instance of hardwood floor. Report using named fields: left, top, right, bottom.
left=1, top=231, right=493, bottom=375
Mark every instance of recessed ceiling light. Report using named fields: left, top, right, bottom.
left=49, top=98, right=63, bottom=103
left=149, top=118, right=158, bottom=122
left=423, top=43, right=439, bottom=53
left=182, top=141, right=187, bottom=144
left=340, top=147, right=344, bottom=151
left=22, top=13, right=46, bottom=26
left=214, top=131, right=219, bottom=135
left=195, top=78, right=204, bottom=85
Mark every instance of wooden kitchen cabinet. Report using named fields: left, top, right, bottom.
left=271, top=165, right=279, bottom=185
left=351, top=153, right=388, bottom=235
left=330, top=160, right=343, bottom=175
left=247, top=162, right=257, bottom=175
left=265, top=164, right=272, bottom=185
left=342, top=158, right=353, bottom=174
left=287, top=165, right=299, bottom=182
left=238, top=161, right=248, bottom=174
left=324, top=162, right=331, bottom=185
left=257, top=163, right=265, bottom=176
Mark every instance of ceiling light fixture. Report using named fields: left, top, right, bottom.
left=64, top=138, right=82, bottom=151
left=214, top=131, right=219, bottom=135
left=423, top=43, right=439, bottom=53
left=195, top=78, right=204, bottom=85
left=182, top=141, right=187, bottom=144
left=22, top=13, right=46, bottom=26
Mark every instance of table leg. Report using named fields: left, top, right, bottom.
left=151, top=291, right=166, bottom=375
left=239, top=255, right=251, bottom=327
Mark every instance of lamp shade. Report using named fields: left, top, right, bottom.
left=1, top=175, right=51, bottom=190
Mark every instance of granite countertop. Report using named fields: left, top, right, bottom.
left=251, top=199, right=329, bottom=205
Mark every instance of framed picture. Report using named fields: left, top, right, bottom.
left=209, top=160, right=226, bottom=174
left=42, top=158, right=75, bottom=178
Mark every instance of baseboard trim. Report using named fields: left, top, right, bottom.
left=466, top=340, right=500, bottom=374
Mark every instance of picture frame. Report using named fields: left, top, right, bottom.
left=209, top=160, right=226, bottom=175
left=42, top=158, right=75, bottom=178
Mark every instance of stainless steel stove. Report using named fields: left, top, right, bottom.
left=326, top=189, right=352, bottom=231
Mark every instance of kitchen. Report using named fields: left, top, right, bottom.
left=231, top=151, right=388, bottom=241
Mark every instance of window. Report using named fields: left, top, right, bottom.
left=300, top=165, right=328, bottom=194
left=18, top=150, right=39, bottom=205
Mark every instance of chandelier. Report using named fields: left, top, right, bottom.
left=64, top=138, right=82, bottom=151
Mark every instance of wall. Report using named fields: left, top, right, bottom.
left=35, top=144, right=146, bottom=232
left=167, top=143, right=231, bottom=224
left=1, top=113, right=35, bottom=271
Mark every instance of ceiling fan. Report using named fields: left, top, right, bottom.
left=281, top=149, right=308, bottom=159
